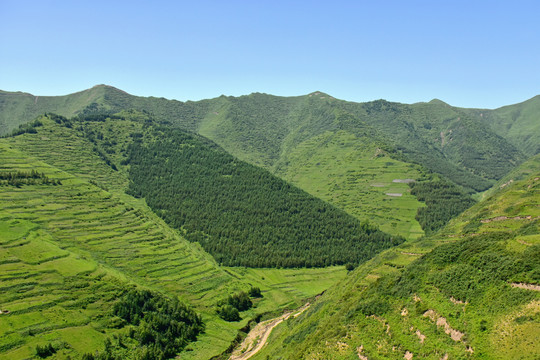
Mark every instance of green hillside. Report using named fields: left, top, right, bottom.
left=1, top=87, right=537, bottom=359
left=124, top=123, right=402, bottom=268
left=275, top=130, right=425, bottom=239
left=465, top=95, right=540, bottom=157
left=24, top=111, right=401, bottom=269
left=2, top=86, right=533, bottom=239
left=0, top=116, right=348, bottom=359
left=0, top=86, right=112, bottom=135
left=0, top=144, right=210, bottom=359
left=254, top=156, right=540, bottom=359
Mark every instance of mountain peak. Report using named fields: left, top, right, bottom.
left=308, top=91, right=334, bottom=99
left=88, top=84, right=130, bottom=95
left=428, top=98, right=449, bottom=106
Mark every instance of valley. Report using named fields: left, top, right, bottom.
left=0, top=87, right=538, bottom=359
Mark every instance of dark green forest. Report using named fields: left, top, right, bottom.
left=409, top=179, right=476, bottom=235
left=86, top=289, right=204, bottom=360
left=125, top=125, right=403, bottom=268
left=0, top=170, right=61, bottom=187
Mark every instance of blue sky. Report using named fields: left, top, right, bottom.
left=1, top=0, right=539, bottom=108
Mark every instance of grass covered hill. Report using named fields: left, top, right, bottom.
left=254, top=155, right=540, bottom=360
left=0, top=114, right=350, bottom=359
left=4, top=86, right=530, bottom=240
left=1, top=87, right=531, bottom=191
left=68, top=111, right=403, bottom=268
left=465, top=95, right=540, bottom=157
left=2, top=111, right=406, bottom=269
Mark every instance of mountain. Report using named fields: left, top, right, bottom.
left=1, top=87, right=538, bottom=359
left=253, top=155, right=540, bottom=359
left=0, top=113, right=350, bottom=359
left=2, top=86, right=535, bottom=240
left=464, top=95, right=540, bottom=157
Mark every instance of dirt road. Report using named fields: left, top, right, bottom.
left=229, top=302, right=311, bottom=360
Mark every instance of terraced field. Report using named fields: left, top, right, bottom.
left=277, top=130, right=425, bottom=240
left=0, top=119, right=347, bottom=359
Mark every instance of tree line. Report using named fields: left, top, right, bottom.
left=0, top=170, right=61, bottom=187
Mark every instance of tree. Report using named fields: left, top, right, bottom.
left=217, top=305, right=240, bottom=321
left=249, top=286, right=262, bottom=298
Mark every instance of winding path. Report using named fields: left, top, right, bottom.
left=229, top=302, right=311, bottom=360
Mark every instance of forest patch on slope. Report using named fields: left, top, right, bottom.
left=124, top=124, right=403, bottom=268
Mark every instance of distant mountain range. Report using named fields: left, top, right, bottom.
left=2, top=85, right=538, bottom=187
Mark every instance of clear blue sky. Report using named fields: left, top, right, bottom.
left=1, top=0, right=539, bottom=108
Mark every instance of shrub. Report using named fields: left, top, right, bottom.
left=249, top=286, right=262, bottom=298
left=217, top=305, right=241, bottom=322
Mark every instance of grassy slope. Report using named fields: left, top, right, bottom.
left=0, top=86, right=528, bottom=242
left=277, top=130, right=425, bottom=239
left=0, top=119, right=346, bottom=359
left=465, top=95, right=540, bottom=157
left=254, top=155, right=540, bottom=360
left=3, top=87, right=529, bottom=238
left=0, top=86, right=113, bottom=135
left=343, top=99, right=526, bottom=191
left=195, top=93, right=426, bottom=239
left=0, top=147, right=122, bottom=359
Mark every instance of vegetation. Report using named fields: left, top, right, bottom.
left=467, top=95, right=540, bottom=157
left=216, top=304, right=241, bottom=322
left=6, top=118, right=43, bottom=136
left=0, top=119, right=347, bottom=359
left=216, top=290, right=263, bottom=322
left=249, top=286, right=262, bottom=298
left=1, top=86, right=539, bottom=359
left=0, top=170, right=60, bottom=187
left=276, top=130, right=426, bottom=240
left=255, top=160, right=540, bottom=360
left=35, top=343, right=56, bottom=358
left=1, top=85, right=531, bottom=200
left=410, top=178, right=476, bottom=234
left=125, top=125, right=403, bottom=268
left=87, top=289, right=204, bottom=360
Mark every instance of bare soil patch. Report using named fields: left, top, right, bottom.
left=392, top=179, right=415, bottom=184
left=423, top=310, right=465, bottom=342
left=511, top=283, right=540, bottom=291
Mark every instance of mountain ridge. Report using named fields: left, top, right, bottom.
left=2, top=85, right=535, bottom=235
left=1, top=87, right=538, bottom=359
left=5, top=84, right=539, bottom=109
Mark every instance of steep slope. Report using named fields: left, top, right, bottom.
left=0, top=116, right=348, bottom=359
left=254, top=156, right=540, bottom=360
left=0, top=85, right=220, bottom=136
left=64, top=112, right=402, bottom=268
left=465, top=95, right=540, bottom=157
left=343, top=98, right=526, bottom=191
left=0, top=144, right=211, bottom=359
left=276, top=130, right=425, bottom=239
left=2, top=87, right=529, bottom=235
left=0, top=86, right=111, bottom=135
